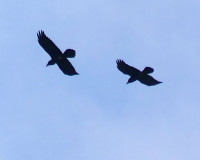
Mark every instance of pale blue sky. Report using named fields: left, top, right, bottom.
left=0, top=0, right=200, bottom=160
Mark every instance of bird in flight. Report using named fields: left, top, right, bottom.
left=116, top=59, right=162, bottom=86
left=37, top=30, right=79, bottom=76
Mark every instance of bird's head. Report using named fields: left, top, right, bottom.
left=127, top=77, right=136, bottom=84
left=46, top=60, right=56, bottom=67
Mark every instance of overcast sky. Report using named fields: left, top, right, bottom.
left=0, top=0, right=200, bottom=160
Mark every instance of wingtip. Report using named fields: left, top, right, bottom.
left=116, top=59, right=123, bottom=64
left=154, top=81, right=162, bottom=86
left=74, top=72, right=79, bottom=75
left=37, top=30, right=45, bottom=36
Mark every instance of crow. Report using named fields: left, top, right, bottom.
left=116, top=59, right=162, bottom=86
left=37, top=30, right=79, bottom=76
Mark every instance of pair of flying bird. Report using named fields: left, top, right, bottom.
left=37, top=31, right=162, bottom=86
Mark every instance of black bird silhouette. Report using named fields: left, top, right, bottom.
left=116, top=59, right=162, bottom=86
left=37, top=30, right=79, bottom=75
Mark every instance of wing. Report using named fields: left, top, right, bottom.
left=139, top=74, right=162, bottom=86
left=116, top=59, right=141, bottom=76
left=57, top=59, right=79, bottom=76
left=63, top=49, right=76, bottom=58
left=37, top=30, right=62, bottom=59
left=142, top=67, right=154, bottom=74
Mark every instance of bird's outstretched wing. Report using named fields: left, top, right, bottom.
left=142, top=67, right=154, bottom=74
left=37, top=30, right=62, bottom=59
left=63, top=49, right=76, bottom=58
left=57, top=59, right=79, bottom=75
left=116, top=59, right=141, bottom=76
left=139, top=74, right=162, bottom=86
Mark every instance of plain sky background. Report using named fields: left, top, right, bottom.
left=0, top=0, right=200, bottom=160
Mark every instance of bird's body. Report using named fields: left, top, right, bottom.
left=116, top=59, right=162, bottom=86
left=37, top=30, right=78, bottom=76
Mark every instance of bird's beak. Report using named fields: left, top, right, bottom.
left=126, top=81, right=129, bottom=85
